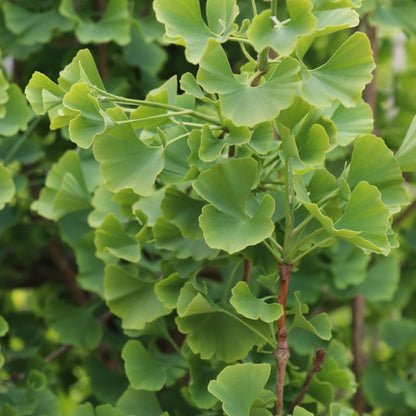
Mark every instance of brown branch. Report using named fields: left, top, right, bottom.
left=289, top=348, right=326, bottom=413
left=275, top=263, right=293, bottom=415
left=48, top=237, right=88, bottom=306
left=243, top=259, right=251, bottom=283
left=352, top=295, right=366, bottom=415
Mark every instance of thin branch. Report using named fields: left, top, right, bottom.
left=243, top=259, right=251, bottom=283
left=250, top=0, right=258, bottom=16
left=289, top=348, right=326, bottom=413
left=275, top=263, right=293, bottom=415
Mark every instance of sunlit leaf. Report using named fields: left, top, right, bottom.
left=0, top=164, right=15, bottom=210
left=395, top=115, right=416, bottom=171
left=230, top=282, right=283, bottom=322
left=122, top=340, right=167, bottom=391
left=208, top=363, right=271, bottom=416
left=302, top=32, right=375, bottom=107
left=248, top=2, right=317, bottom=56
left=197, top=40, right=300, bottom=126
left=154, top=0, right=239, bottom=64
left=193, top=157, right=275, bottom=253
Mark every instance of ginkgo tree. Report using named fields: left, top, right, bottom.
left=1, top=0, right=416, bottom=415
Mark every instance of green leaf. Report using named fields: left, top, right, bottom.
left=346, top=135, right=408, bottom=214
left=395, top=115, right=416, bottom=171
left=32, top=150, right=91, bottom=220
left=44, top=298, right=102, bottom=349
left=154, top=216, right=219, bottom=261
left=293, top=407, right=314, bottom=416
left=194, top=158, right=275, bottom=253
left=329, top=403, right=357, bottom=416
left=116, top=387, right=162, bottom=416
left=0, top=164, right=15, bottom=210
left=154, top=0, right=239, bottom=64
left=312, top=0, right=359, bottom=36
left=95, top=213, right=141, bottom=263
left=324, top=101, right=373, bottom=146
left=122, top=340, right=167, bottom=391
left=248, top=2, right=317, bottom=56
left=3, top=3, right=73, bottom=45
left=62, top=82, right=109, bottom=148
left=73, top=403, right=123, bottom=416
left=380, top=318, right=416, bottom=351
left=289, top=292, right=332, bottom=340
left=302, top=32, right=375, bottom=107
left=176, top=293, right=274, bottom=362
left=0, top=84, right=32, bottom=136
left=104, top=265, right=170, bottom=330
left=208, top=363, right=271, bottom=416
left=27, top=370, right=47, bottom=391
left=197, top=40, right=300, bottom=126
left=59, top=0, right=130, bottom=45
left=93, top=107, right=164, bottom=196
left=0, top=316, right=9, bottom=337
left=230, top=282, right=283, bottom=322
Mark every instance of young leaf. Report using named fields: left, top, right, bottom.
left=122, top=340, right=167, bottom=391
left=193, top=157, right=275, bottom=253
left=116, top=387, right=162, bottom=416
left=154, top=0, right=239, bottom=64
left=230, top=281, right=283, bottom=322
left=395, top=115, right=416, bottom=171
left=302, top=32, right=375, bottom=108
left=197, top=40, right=300, bottom=126
left=208, top=363, right=271, bottom=416
left=248, top=1, right=317, bottom=56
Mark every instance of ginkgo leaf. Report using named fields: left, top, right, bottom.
left=293, top=407, right=314, bottom=416
left=3, top=3, right=73, bottom=45
left=312, top=0, right=359, bottom=36
left=230, top=282, right=283, bottom=322
left=0, top=163, right=15, bottom=210
left=60, top=0, right=131, bottom=45
left=154, top=0, right=239, bottom=64
left=193, top=158, right=275, bottom=253
left=95, top=213, right=141, bottom=263
left=0, top=84, right=32, bottom=136
left=208, top=363, right=271, bottom=416
left=197, top=40, right=300, bottom=127
left=248, top=1, right=317, bottom=56
left=324, top=100, right=373, bottom=146
left=93, top=107, right=164, bottom=196
left=346, top=135, right=408, bottom=213
left=104, top=265, right=170, bottom=330
left=122, top=340, right=167, bottom=391
left=73, top=403, right=122, bottom=416
left=32, top=150, right=91, bottom=220
left=44, top=298, right=102, bottom=349
left=302, top=32, right=375, bottom=108
left=62, top=82, right=110, bottom=148
left=176, top=293, right=274, bottom=362
left=289, top=292, right=332, bottom=340
left=395, top=115, right=416, bottom=172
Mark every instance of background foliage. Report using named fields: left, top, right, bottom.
left=0, top=0, right=416, bottom=415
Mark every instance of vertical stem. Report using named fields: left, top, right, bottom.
left=283, top=157, right=294, bottom=259
left=243, top=259, right=251, bottom=283
left=271, top=0, right=278, bottom=17
left=275, top=263, right=293, bottom=415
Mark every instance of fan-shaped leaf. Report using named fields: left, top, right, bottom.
left=0, top=164, right=15, bottom=210
left=197, top=40, right=300, bottom=126
left=395, top=115, right=416, bottom=172
left=230, top=282, right=283, bottom=322
left=93, top=108, right=164, bottom=196
left=154, top=0, right=239, bottom=64
left=208, top=363, right=271, bottom=416
left=104, top=265, right=170, bottom=330
left=248, top=2, right=317, bottom=56
left=302, top=32, right=375, bottom=108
